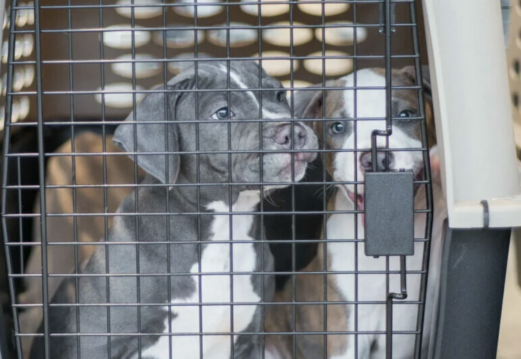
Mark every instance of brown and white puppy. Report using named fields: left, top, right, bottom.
left=265, top=66, right=447, bottom=359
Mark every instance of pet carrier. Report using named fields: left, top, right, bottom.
left=0, top=0, right=519, bottom=359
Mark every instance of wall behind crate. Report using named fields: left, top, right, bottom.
left=0, top=0, right=429, bottom=131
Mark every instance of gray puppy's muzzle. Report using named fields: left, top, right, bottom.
left=254, top=120, right=318, bottom=185
left=269, top=122, right=316, bottom=162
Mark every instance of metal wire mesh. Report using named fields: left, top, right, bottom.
left=0, top=0, right=434, bottom=358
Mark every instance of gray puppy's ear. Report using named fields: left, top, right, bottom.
left=113, top=79, right=191, bottom=184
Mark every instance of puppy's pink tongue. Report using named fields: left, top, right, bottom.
left=346, top=189, right=366, bottom=226
left=357, top=196, right=364, bottom=210
left=357, top=196, right=365, bottom=227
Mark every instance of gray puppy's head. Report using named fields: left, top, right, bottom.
left=113, top=61, right=318, bottom=192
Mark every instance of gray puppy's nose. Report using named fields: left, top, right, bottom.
left=273, top=124, right=307, bottom=149
left=360, top=151, right=394, bottom=172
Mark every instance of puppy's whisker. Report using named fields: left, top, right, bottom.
left=306, top=163, right=318, bottom=171
left=313, top=184, right=333, bottom=199
left=262, top=190, right=278, bottom=207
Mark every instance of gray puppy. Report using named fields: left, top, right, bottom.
left=29, top=61, right=318, bottom=359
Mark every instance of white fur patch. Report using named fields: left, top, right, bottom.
left=262, top=109, right=288, bottom=119
left=137, top=191, right=261, bottom=359
left=219, top=65, right=260, bottom=110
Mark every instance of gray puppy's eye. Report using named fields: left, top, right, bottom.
left=212, top=107, right=234, bottom=120
left=276, top=91, right=285, bottom=102
left=330, top=121, right=345, bottom=134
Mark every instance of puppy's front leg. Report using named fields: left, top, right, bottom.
left=265, top=248, right=349, bottom=359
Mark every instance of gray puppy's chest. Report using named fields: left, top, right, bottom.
left=126, top=189, right=264, bottom=359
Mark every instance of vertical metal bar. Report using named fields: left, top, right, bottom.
left=65, top=1, right=81, bottom=357
left=408, top=1, right=434, bottom=357
left=377, top=2, right=411, bottom=358
left=352, top=2, right=359, bottom=357
left=128, top=2, right=143, bottom=358
left=0, top=0, right=6, bottom=72
left=384, top=255, right=391, bottom=358
left=224, top=2, right=235, bottom=356
left=285, top=2, right=297, bottom=357
left=291, top=1, right=299, bottom=357
left=160, top=2, right=173, bottom=359
left=288, top=18, right=297, bottom=359
left=319, top=3, right=327, bottom=359
left=2, top=4, right=24, bottom=357
left=15, top=153, right=24, bottom=348
left=98, top=1, right=112, bottom=357
left=16, top=157, right=22, bottom=276
left=256, top=3, right=266, bottom=359
left=382, top=3, right=393, bottom=359
left=258, top=4, right=266, bottom=359
left=192, top=2, right=203, bottom=358
left=386, top=256, right=407, bottom=359
left=372, top=0, right=393, bottom=172
left=384, top=1, right=393, bottom=349
left=382, top=0, right=393, bottom=134
left=32, top=0, right=50, bottom=356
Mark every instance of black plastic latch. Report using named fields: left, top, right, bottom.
left=364, top=170, right=414, bottom=257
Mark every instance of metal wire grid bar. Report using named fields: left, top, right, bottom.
left=15, top=0, right=414, bottom=8
left=0, top=0, right=433, bottom=359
